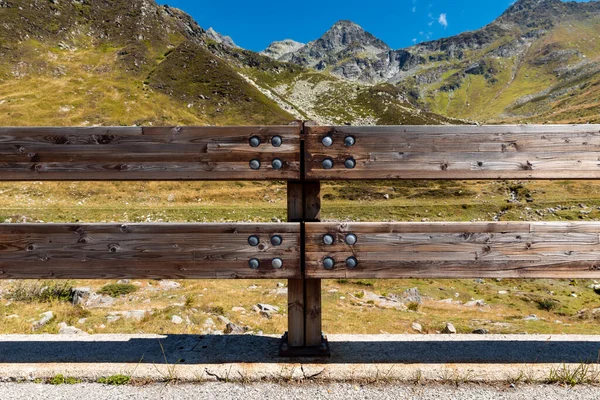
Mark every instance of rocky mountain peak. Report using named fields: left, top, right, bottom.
left=277, top=20, right=390, bottom=68
left=205, top=27, right=239, bottom=48
left=317, top=19, right=390, bottom=53
left=260, top=39, right=305, bottom=59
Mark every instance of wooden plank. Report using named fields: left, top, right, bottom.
left=0, top=223, right=300, bottom=279
left=0, top=126, right=300, bottom=180
left=305, top=125, right=600, bottom=180
left=305, top=222, right=600, bottom=279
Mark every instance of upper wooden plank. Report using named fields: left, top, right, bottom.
left=0, top=223, right=300, bottom=279
left=0, top=126, right=300, bottom=180
left=305, top=125, right=600, bottom=180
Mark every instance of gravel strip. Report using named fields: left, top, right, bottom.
left=0, top=382, right=598, bottom=400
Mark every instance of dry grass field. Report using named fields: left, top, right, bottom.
left=1, top=180, right=600, bottom=336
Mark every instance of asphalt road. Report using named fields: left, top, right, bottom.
left=0, top=383, right=598, bottom=400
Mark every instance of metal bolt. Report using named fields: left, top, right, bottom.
left=322, top=158, right=334, bottom=169
left=345, top=233, right=357, bottom=245
left=249, top=136, right=261, bottom=147
left=250, top=159, right=261, bottom=170
left=344, top=158, right=356, bottom=169
left=344, top=136, right=355, bottom=147
left=270, top=235, right=283, bottom=246
left=346, top=256, right=358, bottom=269
left=323, top=257, right=335, bottom=270
left=322, top=136, right=333, bottom=147
left=248, top=258, right=260, bottom=269
left=272, top=158, right=283, bottom=170
left=272, top=258, right=283, bottom=269
left=271, top=135, right=282, bottom=147
left=248, top=235, right=260, bottom=246
left=322, top=234, right=334, bottom=245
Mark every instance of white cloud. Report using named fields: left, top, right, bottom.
left=412, top=38, right=417, bottom=44
left=412, top=6, right=416, bottom=12
left=438, top=13, right=448, bottom=28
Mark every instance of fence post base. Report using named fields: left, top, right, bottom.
left=279, top=332, right=330, bottom=357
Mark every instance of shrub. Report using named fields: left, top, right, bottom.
left=407, top=302, right=420, bottom=312
left=8, top=281, right=73, bottom=303
left=536, top=298, right=559, bottom=311
left=98, top=283, right=138, bottom=298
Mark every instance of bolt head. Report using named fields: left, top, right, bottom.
left=271, top=135, right=282, bottom=147
left=249, top=136, right=261, bottom=148
left=322, top=136, right=333, bottom=147
left=322, top=158, right=334, bottom=169
left=322, top=234, right=334, bottom=245
left=272, top=158, right=283, bottom=170
left=344, top=158, right=356, bottom=169
left=270, top=235, right=283, bottom=246
left=344, top=136, right=355, bottom=147
left=248, top=258, right=260, bottom=269
left=346, top=256, right=358, bottom=269
left=250, top=159, right=261, bottom=170
left=272, top=258, right=283, bottom=269
left=323, top=257, right=335, bottom=270
left=248, top=235, right=260, bottom=246
left=345, top=233, right=357, bottom=245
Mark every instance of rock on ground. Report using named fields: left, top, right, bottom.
left=32, top=311, right=53, bottom=331
left=442, top=322, right=457, bottom=334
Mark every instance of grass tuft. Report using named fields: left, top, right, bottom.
left=48, top=374, right=80, bottom=385
left=98, top=283, right=138, bottom=298
left=546, top=363, right=599, bottom=386
left=97, top=374, right=131, bottom=385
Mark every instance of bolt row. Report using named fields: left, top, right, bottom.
left=249, top=135, right=282, bottom=148
left=322, top=135, right=356, bottom=169
left=323, top=256, right=358, bottom=270
left=248, top=257, right=283, bottom=269
left=248, top=235, right=283, bottom=247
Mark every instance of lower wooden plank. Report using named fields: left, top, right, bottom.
left=0, top=223, right=300, bottom=279
left=305, top=222, right=600, bottom=279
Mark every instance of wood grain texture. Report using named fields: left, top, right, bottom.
left=0, top=126, right=300, bottom=180
left=0, top=223, right=300, bottom=279
left=305, top=125, right=600, bottom=180
left=305, top=222, right=600, bottom=278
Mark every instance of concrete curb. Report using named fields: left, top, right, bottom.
left=0, top=334, right=598, bottom=383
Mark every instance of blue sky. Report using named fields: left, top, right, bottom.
left=157, top=0, right=594, bottom=51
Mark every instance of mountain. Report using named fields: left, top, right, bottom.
left=272, top=0, right=600, bottom=124
left=0, top=0, right=455, bottom=126
left=205, top=27, right=239, bottom=48
left=0, top=0, right=294, bottom=126
left=276, top=20, right=391, bottom=70
left=260, top=40, right=305, bottom=60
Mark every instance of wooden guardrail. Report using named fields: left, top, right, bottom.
left=2, top=122, right=600, bottom=357
left=0, top=126, right=300, bottom=180
left=0, top=223, right=301, bottom=279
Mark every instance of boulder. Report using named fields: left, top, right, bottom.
left=442, top=322, right=457, bottom=334
left=32, top=311, right=53, bottom=331
left=159, top=280, right=181, bottom=290
left=71, top=287, right=91, bottom=305
left=58, top=322, right=87, bottom=335
left=411, top=322, right=423, bottom=333
left=224, top=322, right=246, bottom=334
